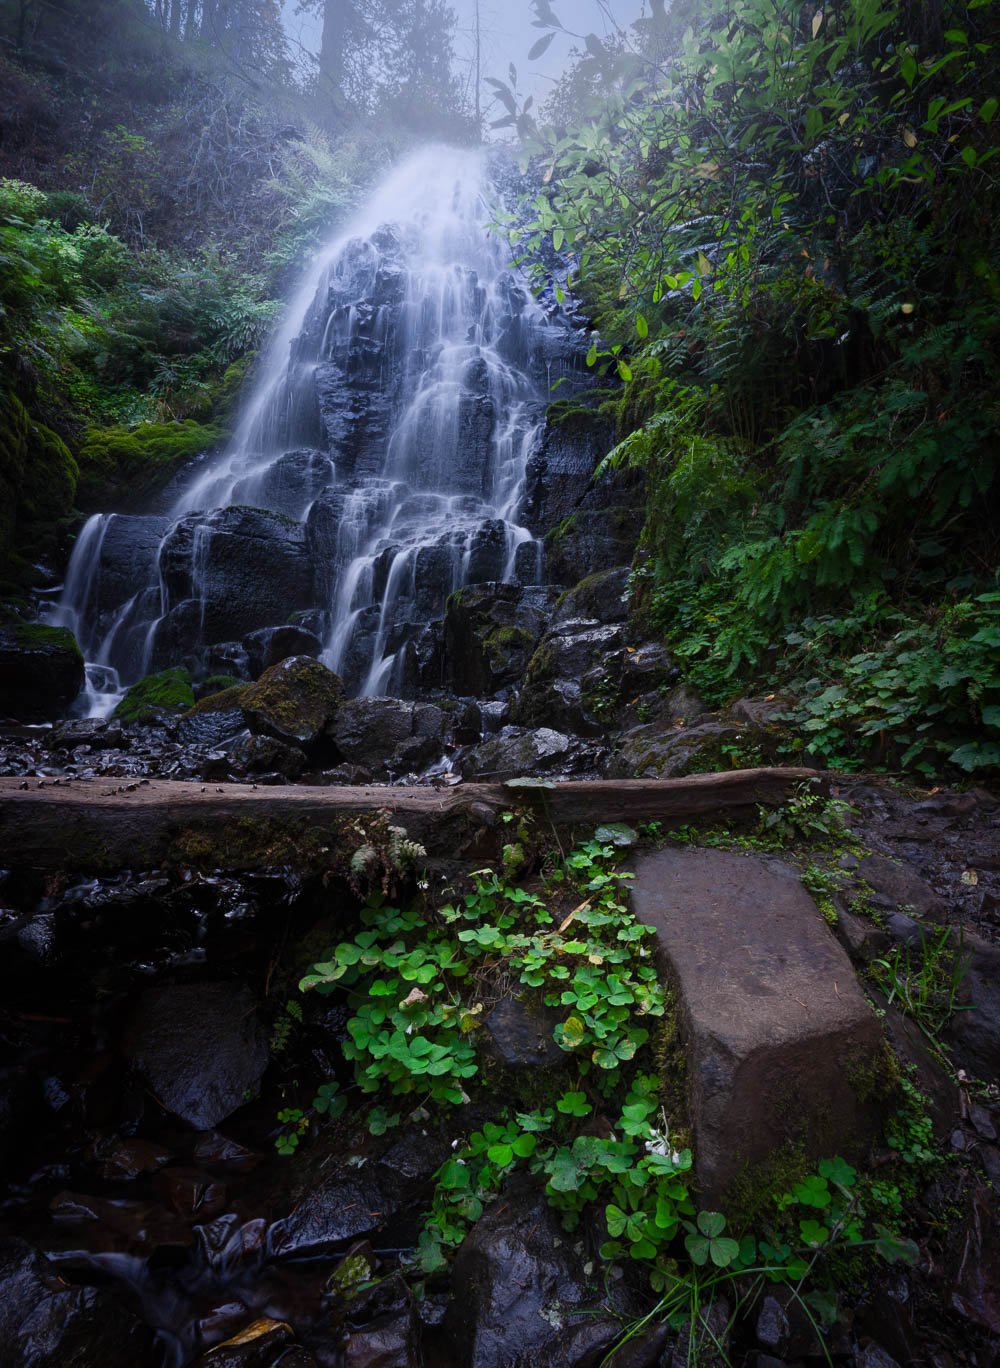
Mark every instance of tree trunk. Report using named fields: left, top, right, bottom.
left=0, top=769, right=825, bottom=872
left=318, top=0, right=350, bottom=110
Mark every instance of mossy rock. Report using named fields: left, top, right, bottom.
left=240, top=655, right=345, bottom=747
left=0, top=621, right=84, bottom=721
left=113, top=667, right=196, bottom=725
left=76, top=420, right=222, bottom=512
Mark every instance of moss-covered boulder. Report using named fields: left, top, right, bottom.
left=240, top=655, right=344, bottom=747
left=0, top=622, right=84, bottom=721
left=76, top=421, right=221, bottom=512
left=113, top=667, right=195, bottom=725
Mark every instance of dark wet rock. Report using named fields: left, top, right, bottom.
left=886, top=912, right=922, bottom=947
left=485, top=997, right=565, bottom=1069
left=458, top=725, right=581, bottom=780
left=443, top=583, right=559, bottom=696
left=152, top=1166, right=228, bottom=1219
left=155, top=506, right=314, bottom=654
left=551, top=567, right=631, bottom=628
left=114, top=666, right=195, bottom=725
left=943, top=931, right=1000, bottom=1079
left=238, top=656, right=343, bottom=749
left=344, top=1306, right=420, bottom=1367
left=205, top=642, right=252, bottom=681
left=122, top=982, right=268, bottom=1130
left=604, top=720, right=743, bottom=779
left=243, top=624, right=322, bottom=679
left=444, top=1178, right=612, bottom=1368
left=178, top=690, right=249, bottom=747
left=0, top=1236, right=154, bottom=1367
left=856, top=1289, right=921, bottom=1368
left=514, top=622, right=626, bottom=734
left=631, top=848, right=886, bottom=1198
left=83, top=1135, right=175, bottom=1181
left=192, top=1131, right=263, bottom=1171
left=832, top=906, right=889, bottom=965
left=879, top=1004, right=958, bottom=1138
left=191, top=1318, right=297, bottom=1368
left=48, top=1189, right=196, bottom=1254
left=230, top=734, right=306, bottom=779
left=656, top=684, right=711, bottom=725
left=856, top=1344, right=902, bottom=1368
left=47, top=719, right=128, bottom=752
left=269, top=1129, right=451, bottom=1259
left=0, top=623, right=84, bottom=722
left=603, top=1324, right=672, bottom=1368
left=856, top=854, right=944, bottom=920
left=543, top=508, right=644, bottom=586
left=969, top=1101, right=997, bottom=1140
left=329, top=697, right=444, bottom=776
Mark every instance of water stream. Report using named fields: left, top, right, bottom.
left=50, top=147, right=573, bottom=714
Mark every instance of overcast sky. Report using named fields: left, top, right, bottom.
left=283, top=1, right=651, bottom=112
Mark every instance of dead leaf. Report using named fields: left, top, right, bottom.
left=401, top=987, right=429, bottom=1007
left=559, top=897, right=594, bottom=933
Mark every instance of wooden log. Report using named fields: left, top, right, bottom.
left=0, top=768, right=825, bottom=871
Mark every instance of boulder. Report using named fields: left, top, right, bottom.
left=458, top=726, right=579, bottom=780
left=550, top=567, right=631, bottom=629
left=240, top=656, right=344, bottom=749
left=230, top=734, right=306, bottom=780
left=122, top=982, right=269, bottom=1131
left=243, top=625, right=323, bottom=678
left=0, top=624, right=84, bottom=722
left=514, top=622, right=626, bottom=735
left=328, top=698, right=444, bottom=777
left=630, top=847, right=887, bottom=1199
left=443, top=1178, right=617, bottom=1368
left=855, top=853, right=944, bottom=921
left=0, top=1236, right=154, bottom=1368
left=443, top=583, right=560, bottom=697
left=605, top=721, right=744, bottom=779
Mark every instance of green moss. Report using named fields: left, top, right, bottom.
left=483, top=625, right=534, bottom=669
left=197, top=673, right=243, bottom=696
left=11, top=622, right=83, bottom=661
left=113, top=666, right=195, bottom=723
left=187, top=682, right=249, bottom=714
left=76, top=419, right=221, bottom=511
left=847, top=1037, right=902, bottom=1106
left=724, top=1142, right=811, bottom=1231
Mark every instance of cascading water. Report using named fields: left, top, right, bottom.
left=52, top=147, right=583, bottom=713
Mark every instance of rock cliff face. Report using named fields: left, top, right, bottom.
left=45, top=148, right=631, bottom=718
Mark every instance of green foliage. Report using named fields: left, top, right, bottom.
left=300, top=838, right=664, bottom=1113
left=504, top=0, right=1000, bottom=778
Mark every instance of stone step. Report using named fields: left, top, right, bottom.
left=630, top=846, right=886, bottom=1201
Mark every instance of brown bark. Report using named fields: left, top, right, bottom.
left=0, top=769, right=825, bottom=872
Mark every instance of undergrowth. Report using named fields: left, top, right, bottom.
left=292, top=824, right=935, bottom=1355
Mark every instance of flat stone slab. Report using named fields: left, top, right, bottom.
left=631, top=847, right=885, bottom=1199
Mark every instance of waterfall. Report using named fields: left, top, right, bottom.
left=51, top=146, right=579, bottom=715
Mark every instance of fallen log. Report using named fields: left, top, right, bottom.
left=0, top=768, right=826, bottom=871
